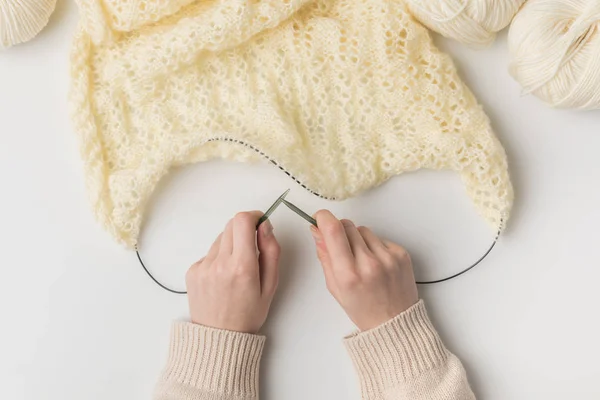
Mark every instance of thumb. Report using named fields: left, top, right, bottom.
left=257, top=220, right=280, bottom=297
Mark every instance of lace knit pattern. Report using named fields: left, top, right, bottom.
left=70, top=0, right=514, bottom=247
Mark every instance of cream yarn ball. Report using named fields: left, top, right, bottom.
left=406, top=0, right=526, bottom=47
left=0, top=0, right=57, bottom=49
left=509, top=0, right=600, bottom=109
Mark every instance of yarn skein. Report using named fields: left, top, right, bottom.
left=406, top=0, right=526, bottom=47
left=0, top=0, right=57, bottom=49
left=509, top=0, right=600, bottom=109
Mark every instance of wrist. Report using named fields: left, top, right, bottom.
left=353, top=298, right=420, bottom=331
left=189, top=318, right=260, bottom=334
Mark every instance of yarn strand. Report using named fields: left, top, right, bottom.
left=408, top=0, right=469, bottom=23
left=0, top=0, right=57, bottom=49
left=508, top=0, right=600, bottom=109
left=406, top=0, right=525, bottom=47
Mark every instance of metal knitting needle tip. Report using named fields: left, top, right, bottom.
left=257, top=189, right=290, bottom=228
left=282, top=199, right=318, bottom=227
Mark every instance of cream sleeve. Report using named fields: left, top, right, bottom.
left=154, top=300, right=473, bottom=400
left=344, top=300, right=476, bottom=400
left=154, top=322, right=265, bottom=400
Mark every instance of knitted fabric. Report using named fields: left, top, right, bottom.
left=70, top=0, right=514, bottom=247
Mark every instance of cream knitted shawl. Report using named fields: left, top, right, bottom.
left=70, top=0, right=513, bottom=247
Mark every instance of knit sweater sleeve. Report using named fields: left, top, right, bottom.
left=344, top=300, right=475, bottom=400
left=153, top=322, right=265, bottom=400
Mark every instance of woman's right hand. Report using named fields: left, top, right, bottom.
left=310, top=210, right=419, bottom=331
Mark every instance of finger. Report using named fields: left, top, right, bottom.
left=382, top=240, right=411, bottom=262
left=314, top=211, right=354, bottom=273
left=186, top=257, right=206, bottom=289
left=341, top=219, right=370, bottom=257
left=232, top=211, right=262, bottom=257
left=204, top=234, right=222, bottom=264
left=257, top=219, right=280, bottom=296
left=310, top=225, right=339, bottom=295
left=357, top=226, right=388, bottom=257
left=192, top=256, right=206, bottom=267
left=219, top=219, right=234, bottom=255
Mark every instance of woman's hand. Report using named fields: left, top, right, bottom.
left=311, top=210, right=419, bottom=331
left=186, top=211, right=280, bottom=334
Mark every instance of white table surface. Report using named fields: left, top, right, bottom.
left=1, top=2, right=599, bottom=399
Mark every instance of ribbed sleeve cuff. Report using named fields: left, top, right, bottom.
left=344, top=300, right=448, bottom=397
left=159, top=321, right=265, bottom=398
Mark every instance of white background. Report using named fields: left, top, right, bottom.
left=1, top=1, right=599, bottom=399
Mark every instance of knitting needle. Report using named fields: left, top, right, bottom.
left=282, top=199, right=318, bottom=227
left=257, top=189, right=290, bottom=228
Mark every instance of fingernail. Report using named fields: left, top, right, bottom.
left=262, top=220, right=274, bottom=237
left=310, top=225, right=321, bottom=242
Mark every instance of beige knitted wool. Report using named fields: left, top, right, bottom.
left=70, top=0, right=513, bottom=247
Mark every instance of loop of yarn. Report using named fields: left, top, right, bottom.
left=509, top=0, right=600, bottom=109
left=405, top=0, right=526, bottom=47
left=0, top=0, right=57, bottom=49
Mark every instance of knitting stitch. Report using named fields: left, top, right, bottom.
left=70, top=0, right=513, bottom=247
